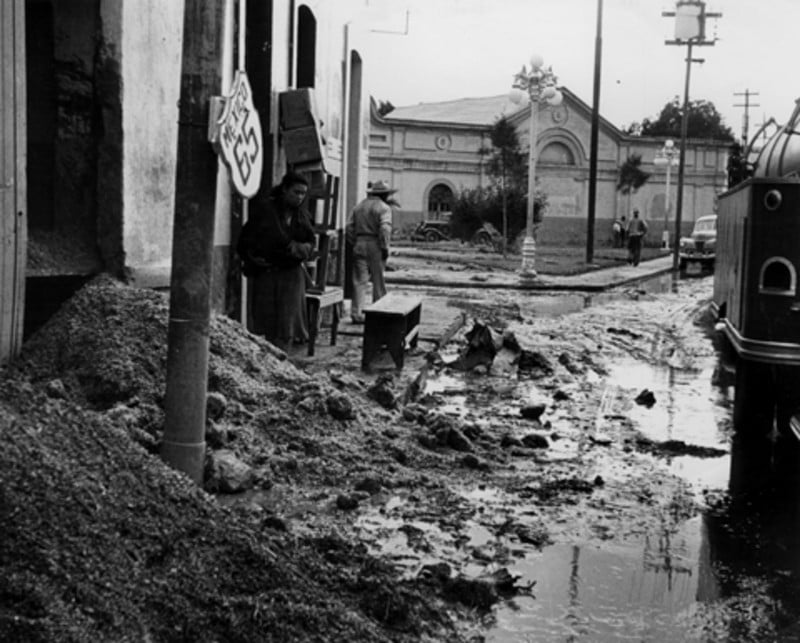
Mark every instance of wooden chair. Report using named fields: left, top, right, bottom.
left=305, top=174, right=344, bottom=356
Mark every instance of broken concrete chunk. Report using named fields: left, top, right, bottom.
left=204, top=450, right=255, bottom=494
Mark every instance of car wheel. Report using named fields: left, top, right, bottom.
left=474, top=231, right=491, bottom=246
left=425, top=230, right=439, bottom=242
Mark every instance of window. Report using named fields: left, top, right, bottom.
left=759, top=257, right=796, bottom=296
left=427, top=184, right=454, bottom=218
left=539, top=142, right=575, bottom=165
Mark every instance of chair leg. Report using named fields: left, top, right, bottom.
left=307, top=299, right=320, bottom=356
left=330, top=303, right=340, bottom=346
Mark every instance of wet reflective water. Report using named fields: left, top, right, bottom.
left=368, top=275, right=800, bottom=640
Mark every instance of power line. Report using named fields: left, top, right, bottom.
left=734, top=89, right=760, bottom=146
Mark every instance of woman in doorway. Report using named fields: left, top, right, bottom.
left=237, top=172, right=316, bottom=351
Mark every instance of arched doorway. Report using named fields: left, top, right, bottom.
left=427, top=183, right=454, bottom=220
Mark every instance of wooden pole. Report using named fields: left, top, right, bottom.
left=586, top=0, right=603, bottom=264
left=161, top=0, right=225, bottom=483
left=673, top=40, right=693, bottom=272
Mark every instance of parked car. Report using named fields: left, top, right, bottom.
left=471, top=222, right=503, bottom=249
left=679, top=214, right=717, bottom=273
left=411, top=220, right=451, bottom=242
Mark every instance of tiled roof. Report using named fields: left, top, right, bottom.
left=383, top=95, right=522, bottom=126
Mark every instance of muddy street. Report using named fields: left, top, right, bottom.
left=298, top=272, right=800, bottom=641
left=5, top=270, right=800, bottom=642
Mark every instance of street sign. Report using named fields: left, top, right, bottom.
left=214, top=70, right=263, bottom=198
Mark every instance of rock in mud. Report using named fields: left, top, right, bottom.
left=206, top=391, right=227, bottom=421
left=402, top=403, right=428, bottom=423
left=634, top=388, right=656, bottom=407
left=459, top=454, right=482, bottom=469
left=354, top=476, right=383, bottom=495
left=418, top=562, right=452, bottom=583
left=517, top=349, right=554, bottom=377
left=367, top=375, right=397, bottom=409
left=558, top=351, right=583, bottom=374
left=442, top=568, right=529, bottom=611
left=205, top=421, right=229, bottom=448
left=502, top=329, right=521, bottom=352
left=453, top=321, right=500, bottom=371
left=336, top=493, right=360, bottom=510
left=326, top=392, right=356, bottom=420
left=521, top=433, right=549, bottom=449
left=520, top=403, right=547, bottom=420
left=500, top=434, right=524, bottom=449
left=513, top=522, right=552, bottom=548
left=205, top=450, right=255, bottom=493
left=45, top=378, right=67, bottom=399
left=446, top=427, right=474, bottom=452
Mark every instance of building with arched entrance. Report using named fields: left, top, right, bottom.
left=368, top=90, right=730, bottom=246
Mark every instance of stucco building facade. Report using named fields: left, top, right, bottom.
left=1, top=0, right=375, bottom=361
left=368, top=90, right=730, bottom=246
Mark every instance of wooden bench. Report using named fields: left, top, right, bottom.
left=362, top=293, right=422, bottom=371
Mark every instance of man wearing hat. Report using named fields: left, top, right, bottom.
left=346, top=180, right=398, bottom=323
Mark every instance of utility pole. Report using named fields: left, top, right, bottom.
left=734, top=89, right=760, bottom=146
left=662, top=1, right=721, bottom=271
left=161, top=0, right=226, bottom=483
left=586, top=0, right=603, bottom=265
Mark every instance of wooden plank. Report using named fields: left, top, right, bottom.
left=364, top=292, right=421, bottom=316
left=0, top=0, right=27, bottom=362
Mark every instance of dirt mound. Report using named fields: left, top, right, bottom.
left=0, top=276, right=460, bottom=642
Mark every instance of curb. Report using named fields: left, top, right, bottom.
left=386, top=262, right=676, bottom=293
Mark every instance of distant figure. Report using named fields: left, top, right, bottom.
left=346, top=180, right=398, bottom=324
left=612, top=217, right=624, bottom=248
left=619, top=215, right=627, bottom=247
left=626, top=209, right=648, bottom=266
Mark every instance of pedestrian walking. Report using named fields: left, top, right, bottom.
left=236, top=171, right=316, bottom=351
left=626, top=209, right=648, bottom=266
left=346, top=180, right=397, bottom=323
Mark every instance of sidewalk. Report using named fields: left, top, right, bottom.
left=385, top=253, right=676, bottom=292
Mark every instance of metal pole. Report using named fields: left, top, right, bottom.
left=586, top=0, right=603, bottom=264
left=521, top=95, right=539, bottom=280
left=672, top=40, right=693, bottom=271
left=665, top=161, right=671, bottom=222
left=161, top=0, right=225, bottom=483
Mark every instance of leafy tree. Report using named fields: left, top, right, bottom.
left=617, top=154, right=651, bottom=216
left=476, top=117, right=527, bottom=252
left=631, top=97, right=735, bottom=141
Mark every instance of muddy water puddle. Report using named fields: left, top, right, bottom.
left=363, top=322, right=800, bottom=639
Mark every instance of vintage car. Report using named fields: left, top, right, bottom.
left=410, top=220, right=452, bottom=242
left=679, top=214, right=717, bottom=272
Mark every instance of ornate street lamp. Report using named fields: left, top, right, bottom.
left=653, top=139, right=678, bottom=248
left=509, top=55, right=563, bottom=283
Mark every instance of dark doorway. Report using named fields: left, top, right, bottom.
left=296, top=6, right=316, bottom=88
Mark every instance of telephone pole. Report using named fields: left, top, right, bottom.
left=734, top=89, right=760, bottom=146
left=161, top=0, right=226, bottom=483
left=662, top=1, right=721, bottom=271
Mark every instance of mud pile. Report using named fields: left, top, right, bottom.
left=0, top=275, right=460, bottom=642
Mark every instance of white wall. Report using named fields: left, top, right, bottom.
left=120, top=0, right=184, bottom=268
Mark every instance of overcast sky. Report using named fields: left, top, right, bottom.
left=363, top=0, right=797, bottom=140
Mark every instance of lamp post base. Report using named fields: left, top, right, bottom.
left=519, top=235, right=538, bottom=282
